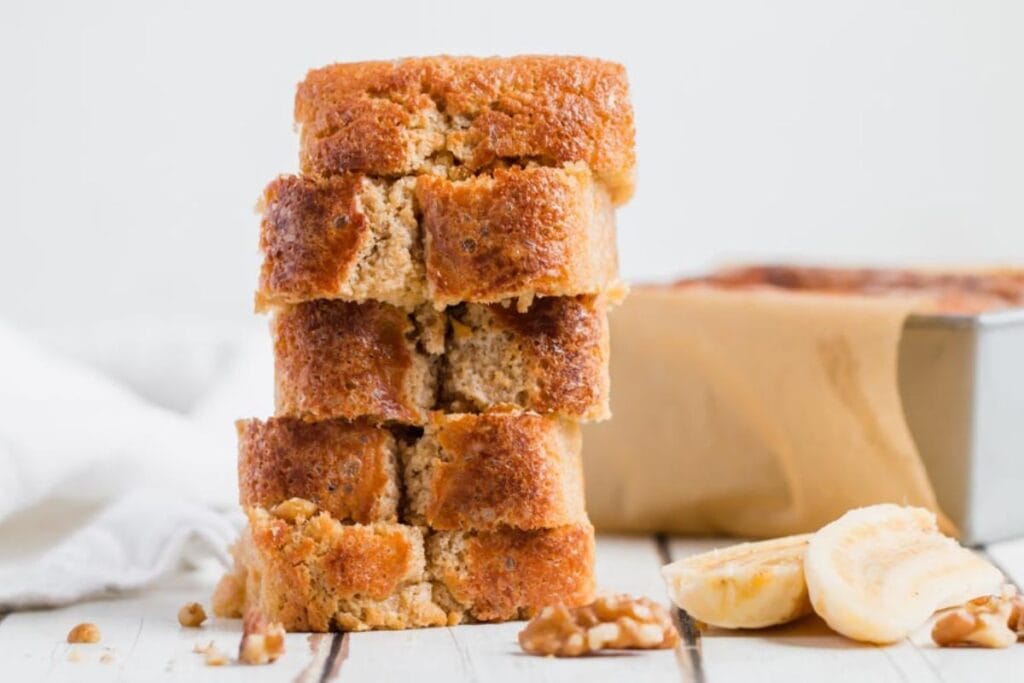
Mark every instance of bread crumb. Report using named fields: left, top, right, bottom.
left=239, top=610, right=286, bottom=665
left=194, top=640, right=230, bottom=666
left=66, top=648, right=83, bottom=662
left=178, top=602, right=207, bottom=628
left=67, top=623, right=101, bottom=644
left=205, top=647, right=229, bottom=667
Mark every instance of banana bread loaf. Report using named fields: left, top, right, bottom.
left=272, top=300, right=440, bottom=424
left=418, top=164, right=617, bottom=306
left=257, top=174, right=423, bottom=311
left=274, top=296, right=610, bottom=422
left=213, top=504, right=596, bottom=631
left=442, top=295, right=610, bottom=420
left=256, top=165, right=617, bottom=311
left=295, top=56, right=635, bottom=204
left=682, top=265, right=1024, bottom=314
left=237, top=417, right=400, bottom=523
left=212, top=506, right=449, bottom=631
left=402, top=411, right=585, bottom=530
left=429, top=522, right=596, bottom=622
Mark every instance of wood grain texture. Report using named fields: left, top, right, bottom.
left=1, top=535, right=1022, bottom=682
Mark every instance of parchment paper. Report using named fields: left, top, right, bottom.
left=582, top=285, right=943, bottom=537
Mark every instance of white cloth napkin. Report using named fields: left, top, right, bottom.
left=0, top=318, right=272, bottom=610
left=0, top=490, right=239, bottom=610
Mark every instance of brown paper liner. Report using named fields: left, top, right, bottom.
left=583, top=285, right=945, bottom=538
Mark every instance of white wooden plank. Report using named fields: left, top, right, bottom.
left=596, top=533, right=674, bottom=604
left=987, top=536, right=1024, bottom=585
left=335, top=534, right=679, bottom=682
left=338, top=621, right=678, bottom=683
left=4, top=534, right=1023, bottom=683
left=0, top=564, right=334, bottom=682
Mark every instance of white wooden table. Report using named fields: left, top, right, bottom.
left=3, top=534, right=1023, bottom=682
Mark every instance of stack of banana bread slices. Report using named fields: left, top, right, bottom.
left=213, top=56, right=636, bottom=631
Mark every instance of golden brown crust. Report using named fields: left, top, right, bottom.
left=256, top=174, right=425, bottom=310
left=418, top=165, right=618, bottom=306
left=272, top=300, right=436, bottom=424
left=257, top=174, right=367, bottom=309
left=444, top=295, right=610, bottom=420
left=430, top=523, right=596, bottom=622
left=295, top=56, right=636, bottom=203
left=404, top=411, right=585, bottom=530
left=681, top=265, right=1024, bottom=314
left=237, top=417, right=399, bottom=523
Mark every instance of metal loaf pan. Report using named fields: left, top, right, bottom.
left=899, top=308, right=1024, bottom=544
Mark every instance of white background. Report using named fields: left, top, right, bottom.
left=3, top=0, right=1023, bottom=329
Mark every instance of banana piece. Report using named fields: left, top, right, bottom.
left=661, top=534, right=813, bottom=629
left=805, top=504, right=1004, bottom=644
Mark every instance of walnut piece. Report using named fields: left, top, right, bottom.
left=178, top=602, right=207, bottom=627
left=519, top=594, right=680, bottom=657
left=238, top=610, right=286, bottom=665
left=272, top=497, right=318, bottom=522
left=67, top=623, right=101, bottom=644
left=932, top=585, right=1024, bottom=648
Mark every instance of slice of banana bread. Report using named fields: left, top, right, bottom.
left=274, top=296, right=610, bottom=422
left=212, top=506, right=451, bottom=632
left=256, top=174, right=423, bottom=311
left=429, top=522, right=596, bottom=622
left=295, top=56, right=636, bottom=204
left=442, top=295, right=610, bottom=420
left=272, top=300, right=439, bottom=424
left=418, top=164, right=617, bottom=307
left=237, top=417, right=400, bottom=523
left=402, top=411, right=585, bottom=530
left=213, top=505, right=596, bottom=631
left=256, top=165, right=617, bottom=310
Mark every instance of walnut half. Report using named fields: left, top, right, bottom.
left=238, top=610, right=286, bottom=665
left=932, top=586, right=1024, bottom=648
left=518, top=594, right=680, bottom=657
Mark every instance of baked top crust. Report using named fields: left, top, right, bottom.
left=237, top=417, right=399, bottom=523
left=444, top=294, right=610, bottom=420
left=272, top=300, right=436, bottom=424
left=430, top=522, right=596, bottom=622
left=295, top=55, right=636, bottom=203
left=419, top=164, right=617, bottom=306
left=404, top=411, right=585, bottom=530
left=681, top=265, right=1024, bottom=314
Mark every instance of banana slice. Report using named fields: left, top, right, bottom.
left=805, top=504, right=1004, bottom=644
left=661, top=534, right=813, bottom=628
